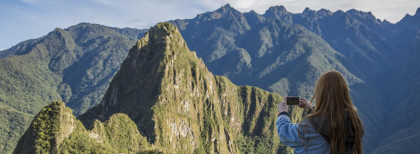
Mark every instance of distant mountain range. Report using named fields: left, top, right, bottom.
left=1, top=4, right=419, bottom=153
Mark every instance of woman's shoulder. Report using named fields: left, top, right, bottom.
left=298, top=119, right=319, bottom=133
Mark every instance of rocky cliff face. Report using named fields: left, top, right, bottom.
left=15, top=23, right=301, bottom=153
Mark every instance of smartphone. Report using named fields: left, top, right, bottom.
left=286, top=96, right=300, bottom=105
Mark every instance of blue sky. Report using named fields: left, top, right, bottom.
left=1, top=0, right=420, bottom=50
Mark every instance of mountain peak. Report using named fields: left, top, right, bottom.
left=216, top=3, right=238, bottom=14
left=266, top=5, right=288, bottom=13
left=263, top=5, right=291, bottom=20
left=148, top=22, right=179, bottom=39
left=346, top=9, right=376, bottom=20
left=134, top=22, right=185, bottom=53
left=302, top=7, right=315, bottom=15
left=196, top=3, right=241, bottom=21
left=416, top=7, right=420, bottom=16
left=317, top=8, right=332, bottom=14
left=333, top=10, right=346, bottom=16
left=222, top=3, right=232, bottom=9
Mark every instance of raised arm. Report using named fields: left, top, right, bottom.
left=276, top=100, right=304, bottom=148
left=276, top=114, right=304, bottom=148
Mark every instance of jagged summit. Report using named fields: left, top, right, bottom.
left=263, top=5, right=291, bottom=20
left=318, top=8, right=332, bottom=13
left=221, top=3, right=232, bottom=9
left=265, top=5, right=289, bottom=14
left=346, top=9, right=377, bottom=20
left=302, top=7, right=314, bottom=14
left=214, top=3, right=240, bottom=15
left=192, top=3, right=245, bottom=24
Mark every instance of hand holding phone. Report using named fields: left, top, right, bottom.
left=298, top=97, right=312, bottom=111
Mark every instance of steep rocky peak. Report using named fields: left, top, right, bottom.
left=263, top=5, right=292, bottom=22
left=218, top=3, right=234, bottom=11
left=346, top=9, right=376, bottom=20
left=48, top=28, right=69, bottom=40
left=193, top=4, right=250, bottom=33
left=332, top=10, right=346, bottom=17
left=194, top=3, right=243, bottom=22
left=247, top=10, right=258, bottom=15
left=302, top=7, right=315, bottom=15
left=300, top=7, right=334, bottom=20
left=264, top=5, right=289, bottom=15
left=214, top=3, right=241, bottom=16
left=244, top=10, right=266, bottom=23
left=316, top=8, right=333, bottom=16
left=132, top=22, right=188, bottom=58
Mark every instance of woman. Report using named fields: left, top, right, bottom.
left=276, top=71, right=364, bottom=154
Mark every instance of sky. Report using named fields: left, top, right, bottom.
left=1, top=0, right=420, bottom=50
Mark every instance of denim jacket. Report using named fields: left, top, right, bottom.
left=276, top=114, right=354, bottom=154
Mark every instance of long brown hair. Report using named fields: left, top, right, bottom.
left=304, top=71, right=364, bottom=153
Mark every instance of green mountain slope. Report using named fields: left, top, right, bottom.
left=16, top=23, right=302, bottom=153
left=0, top=23, right=145, bottom=153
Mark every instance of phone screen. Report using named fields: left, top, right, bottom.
left=286, top=96, right=300, bottom=105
